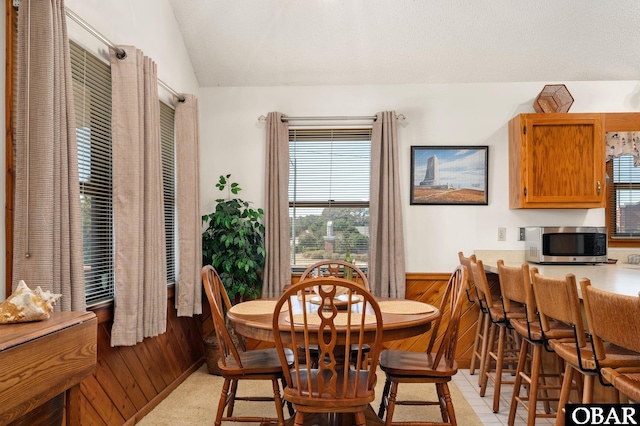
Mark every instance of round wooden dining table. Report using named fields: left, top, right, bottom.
left=226, top=295, right=441, bottom=426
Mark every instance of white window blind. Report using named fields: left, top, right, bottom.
left=289, top=128, right=371, bottom=269
left=71, top=40, right=114, bottom=306
left=71, top=41, right=177, bottom=305
left=160, top=102, right=176, bottom=284
left=609, top=155, right=640, bottom=239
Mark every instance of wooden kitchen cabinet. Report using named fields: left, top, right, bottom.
left=508, top=113, right=606, bottom=209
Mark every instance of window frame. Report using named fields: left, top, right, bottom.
left=605, top=114, right=640, bottom=248
left=288, top=127, right=372, bottom=270
left=71, top=40, right=177, bottom=306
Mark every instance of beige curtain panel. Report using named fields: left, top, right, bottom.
left=175, top=94, right=202, bottom=317
left=13, top=0, right=85, bottom=311
left=369, top=111, right=406, bottom=298
left=262, top=112, right=290, bottom=298
left=110, top=46, right=167, bottom=346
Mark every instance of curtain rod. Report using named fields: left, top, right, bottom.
left=257, top=114, right=406, bottom=123
left=65, top=7, right=186, bottom=103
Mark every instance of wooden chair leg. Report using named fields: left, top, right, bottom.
left=582, top=374, right=595, bottom=404
left=215, top=378, right=231, bottom=426
left=226, top=379, right=238, bottom=416
left=378, top=378, right=391, bottom=419
left=526, top=344, right=543, bottom=426
left=492, top=325, right=507, bottom=412
left=293, top=411, right=305, bottom=426
left=480, top=322, right=497, bottom=396
left=436, top=382, right=456, bottom=426
left=271, top=379, right=286, bottom=425
left=384, top=381, right=399, bottom=426
left=354, top=411, right=366, bottom=426
left=470, top=309, right=485, bottom=375
left=508, top=338, right=529, bottom=425
left=555, top=363, right=574, bottom=426
left=477, top=313, right=492, bottom=386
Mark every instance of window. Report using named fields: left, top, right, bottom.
left=289, top=128, right=371, bottom=269
left=607, top=156, right=640, bottom=247
left=160, top=103, right=176, bottom=285
left=71, top=41, right=176, bottom=306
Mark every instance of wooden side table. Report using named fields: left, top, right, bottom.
left=0, top=311, right=97, bottom=426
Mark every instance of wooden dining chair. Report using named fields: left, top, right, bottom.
left=377, top=264, right=467, bottom=426
left=272, top=277, right=383, bottom=426
left=299, top=259, right=371, bottom=368
left=202, top=265, right=294, bottom=426
left=299, top=259, right=370, bottom=289
left=580, top=281, right=640, bottom=402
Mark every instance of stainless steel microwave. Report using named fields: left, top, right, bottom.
left=524, top=226, right=608, bottom=264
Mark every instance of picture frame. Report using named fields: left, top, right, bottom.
left=410, top=146, right=489, bottom=205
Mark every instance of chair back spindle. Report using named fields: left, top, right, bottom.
left=426, top=264, right=468, bottom=370
left=202, top=265, right=244, bottom=368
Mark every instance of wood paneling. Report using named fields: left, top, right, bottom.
left=72, top=289, right=204, bottom=426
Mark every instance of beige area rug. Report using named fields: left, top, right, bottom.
left=138, top=364, right=482, bottom=425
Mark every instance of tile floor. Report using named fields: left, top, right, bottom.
left=451, top=368, right=557, bottom=426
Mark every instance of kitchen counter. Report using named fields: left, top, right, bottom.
left=474, top=250, right=640, bottom=298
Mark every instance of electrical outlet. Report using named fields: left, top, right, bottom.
left=498, top=227, right=506, bottom=241
left=519, top=227, right=526, bottom=241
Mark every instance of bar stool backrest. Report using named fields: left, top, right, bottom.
left=470, top=259, right=497, bottom=313
left=458, top=252, right=479, bottom=304
left=580, top=279, right=640, bottom=360
left=530, top=269, right=587, bottom=348
left=497, top=260, right=529, bottom=314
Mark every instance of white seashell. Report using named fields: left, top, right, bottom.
left=0, top=280, right=62, bottom=324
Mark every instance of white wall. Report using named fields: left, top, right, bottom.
left=199, top=81, right=640, bottom=272
left=65, top=0, right=199, bottom=102
left=0, top=0, right=199, bottom=300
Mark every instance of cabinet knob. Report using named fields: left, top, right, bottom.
left=597, top=180, right=601, bottom=195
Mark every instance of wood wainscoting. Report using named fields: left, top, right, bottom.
left=73, top=287, right=204, bottom=426
left=387, top=272, right=483, bottom=369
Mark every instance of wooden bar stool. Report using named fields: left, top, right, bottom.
left=507, top=265, right=573, bottom=426
left=471, top=259, right=524, bottom=412
left=458, top=252, right=485, bottom=377
left=581, top=281, right=640, bottom=404
left=531, top=272, right=640, bottom=426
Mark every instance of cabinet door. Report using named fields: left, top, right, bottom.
left=513, top=114, right=605, bottom=208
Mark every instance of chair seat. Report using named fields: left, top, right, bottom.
left=221, top=347, right=294, bottom=375
left=488, top=304, right=526, bottom=323
left=612, top=373, right=640, bottom=402
left=283, top=369, right=375, bottom=407
left=550, top=339, right=640, bottom=371
left=379, top=349, right=458, bottom=377
left=509, top=318, right=574, bottom=342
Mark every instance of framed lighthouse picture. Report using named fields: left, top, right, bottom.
left=410, top=146, right=488, bottom=205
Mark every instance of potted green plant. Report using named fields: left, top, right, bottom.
left=202, top=174, right=266, bottom=302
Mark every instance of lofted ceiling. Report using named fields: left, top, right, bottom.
left=167, top=0, right=640, bottom=88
